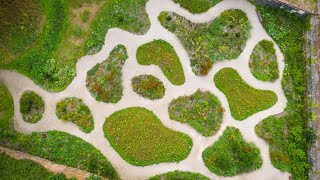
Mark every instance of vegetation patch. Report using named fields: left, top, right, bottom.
left=136, top=39, right=185, bottom=85
left=103, top=107, right=192, bottom=166
left=149, top=170, right=210, bottom=180
left=158, top=10, right=251, bottom=76
left=132, top=75, right=165, bottom=100
left=214, top=68, right=278, bottom=120
left=202, top=127, right=262, bottom=176
left=56, top=97, right=94, bottom=133
left=172, top=0, right=221, bottom=14
left=0, top=83, right=119, bottom=179
left=168, top=90, right=223, bottom=136
left=0, top=152, right=67, bottom=180
left=249, top=40, right=279, bottom=82
left=86, top=45, right=128, bottom=103
left=20, top=91, right=45, bottom=124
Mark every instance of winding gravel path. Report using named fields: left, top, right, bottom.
left=0, top=0, right=290, bottom=179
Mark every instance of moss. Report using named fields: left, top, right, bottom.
left=132, top=75, right=165, bottom=100
left=20, top=91, right=45, bottom=124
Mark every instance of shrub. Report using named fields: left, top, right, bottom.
left=132, top=75, right=165, bottom=100
left=20, top=91, right=45, bottom=123
left=172, top=0, right=221, bottom=14
left=148, top=170, right=210, bottom=180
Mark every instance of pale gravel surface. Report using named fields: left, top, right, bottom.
left=0, top=0, right=290, bottom=179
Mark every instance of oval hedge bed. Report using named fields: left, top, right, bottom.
left=132, top=75, right=165, bottom=100
left=20, top=91, right=45, bottom=124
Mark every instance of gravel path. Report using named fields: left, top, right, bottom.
left=0, top=0, right=290, bottom=179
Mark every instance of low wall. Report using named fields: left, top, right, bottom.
left=252, top=0, right=312, bottom=15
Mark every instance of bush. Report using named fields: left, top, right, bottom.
left=20, top=91, right=45, bottom=124
left=173, top=0, right=221, bottom=14
left=149, top=170, right=210, bottom=180
left=132, top=75, right=165, bottom=100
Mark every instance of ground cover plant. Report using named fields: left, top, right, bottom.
left=103, top=107, right=192, bottom=166
left=148, top=170, right=210, bottom=180
left=132, top=75, right=165, bottom=100
left=202, top=127, right=262, bottom=176
left=249, top=40, right=279, bottom=82
left=136, top=39, right=185, bottom=85
left=56, top=97, right=94, bottom=133
left=0, top=152, right=68, bottom=180
left=20, top=91, right=45, bottom=124
left=168, top=90, right=223, bottom=136
left=172, top=0, right=221, bottom=14
left=214, top=68, right=278, bottom=120
left=158, top=10, right=251, bottom=76
left=86, top=45, right=128, bottom=103
left=0, top=83, right=119, bottom=179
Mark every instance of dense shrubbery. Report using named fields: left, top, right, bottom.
left=149, top=170, right=210, bottom=180
left=132, top=75, right=165, bottom=100
left=168, top=90, right=223, bottom=136
left=20, top=91, right=45, bottom=124
left=158, top=10, right=251, bottom=76
left=173, top=0, right=221, bottom=14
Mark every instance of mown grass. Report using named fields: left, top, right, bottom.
left=0, top=83, right=119, bottom=179
left=148, top=170, right=210, bottom=180
left=172, top=0, right=221, bottom=14
left=214, top=68, right=278, bottom=120
left=56, top=97, right=94, bottom=133
left=103, top=107, right=192, bottom=166
left=249, top=40, right=279, bottom=82
left=202, top=127, right=262, bottom=176
left=251, top=2, right=311, bottom=179
left=137, top=39, right=185, bottom=86
left=158, top=10, right=251, bottom=76
left=20, top=91, right=45, bottom=124
left=0, top=152, right=68, bottom=180
left=132, top=75, right=165, bottom=100
left=86, top=45, right=128, bottom=103
left=168, top=90, right=223, bottom=136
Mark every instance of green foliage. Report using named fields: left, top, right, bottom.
left=103, top=107, right=192, bottom=166
left=253, top=3, right=310, bottom=179
left=132, top=75, right=165, bottom=100
left=202, top=127, right=262, bottom=176
left=168, top=90, right=223, bottom=136
left=148, top=170, right=210, bottom=180
left=0, top=83, right=119, bottom=179
left=56, top=97, right=94, bottom=133
left=86, top=45, right=128, bottom=103
left=158, top=10, right=251, bottom=76
left=0, top=152, right=68, bottom=180
left=20, top=91, right=45, bottom=124
left=136, top=39, right=185, bottom=85
left=81, top=10, right=90, bottom=22
left=173, top=0, right=221, bottom=14
left=214, top=68, right=278, bottom=120
left=249, top=40, right=279, bottom=82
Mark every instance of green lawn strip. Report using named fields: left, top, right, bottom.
left=103, top=107, right=192, bottom=166
left=136, top=39, right=185, bottom=85
left=0, top=152, right=68, bottom=180
left=86, top=45, right=128, bottom=103
left=168, top=90, right=223, bottom=136
left=172, top=0, right=221, bottom=14
left=56, top=97, right=94, bottom=133
left=0, top=83, right=119, bottom=179
left=132, top=75, right=165, bottom=100
left=20, top=91, right=45, bottom=124
left=158, top=10, right=251, bottom=76
left=214, top=68, right=278, bottom=120
left=202, top=127, right=262, bottom=176
left=249, top=40, right=279, bottom=82
left=148, top=170, right=210, bottom=180
left=251, top=2, right=311, bottom=179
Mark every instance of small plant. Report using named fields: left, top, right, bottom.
left=132, top=75, right=165, bottom=100
left=81, top=10, right=90, bottom=22
left=20, top=91, right=45, bottom=123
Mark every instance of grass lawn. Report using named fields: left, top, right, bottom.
left=202, top=127, right=262, bottom=176
left=103, top=107, right=192, bottom=166
left=168, top=90, right=223, bottom=136
left=249, top=40, right=279, bottom=82
left=158, top=10, right=251, bottom=76
left=20, top=91, right=45, bottom=124
left=56, top=97, right=94, bottom=133
left=0, top=152, right=68, bottom=180
left=136, top=39, right=185, bottom=86
left=214, top=68, right=278, bottom=120
left=132, top=75, right=165, bottom=100
left=86, top=45, right=128, bottom=103
left=0, top=83, right=119, bottom=179
left=148, top=170, right=210, bottom=180
left=172, top=0, right=221, bottom=14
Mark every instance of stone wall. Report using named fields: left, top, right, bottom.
left=252, top=0, right=313, bottom=15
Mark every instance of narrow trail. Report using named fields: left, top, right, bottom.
left=0, top=0, right=290, bottom=179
